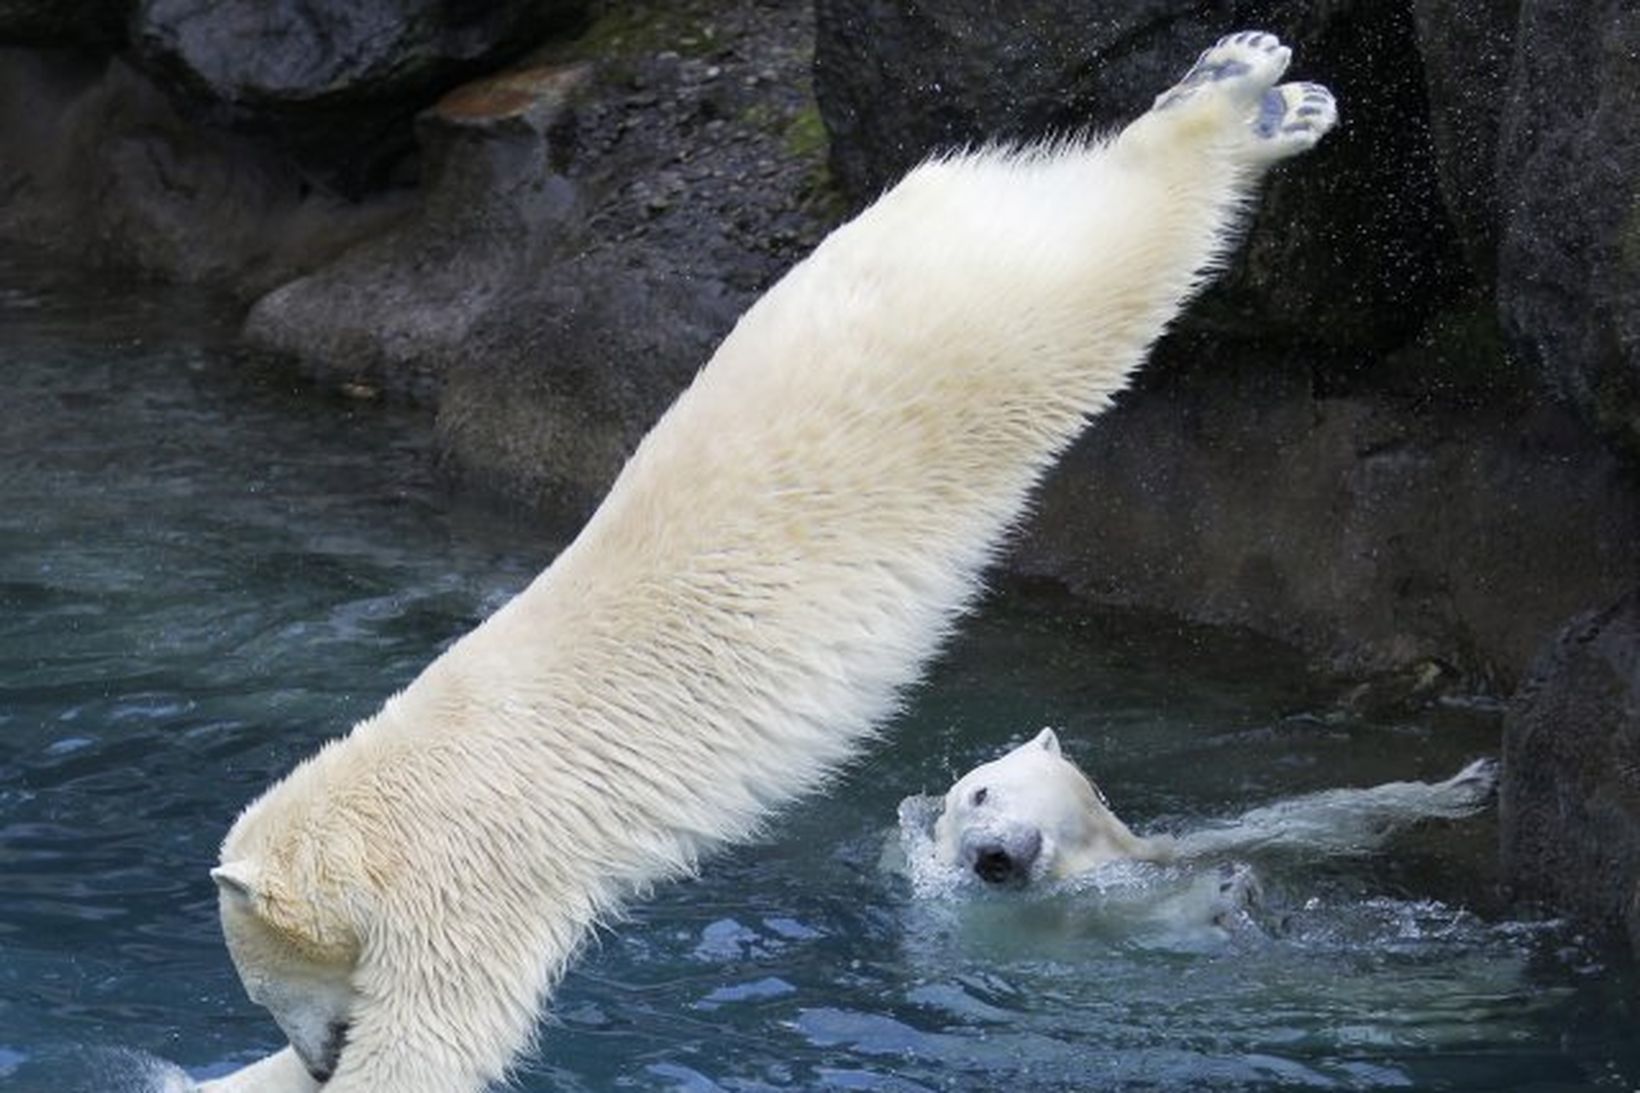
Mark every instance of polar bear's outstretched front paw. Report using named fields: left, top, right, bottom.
left=1147, top=31, right=1336, bottom=164
left=1153, top=31, right=1292, bottom=114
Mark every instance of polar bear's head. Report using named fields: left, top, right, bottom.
left=211, top=858, right=356, bottom=1085
left=932, top=728, right=1155, bottom=886
left=209, top=750, right=366, bottom=1087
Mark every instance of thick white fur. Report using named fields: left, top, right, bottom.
left=201, top=34, right=1334, bottom=1093
left=1174, top=756, right=1500, bottom=859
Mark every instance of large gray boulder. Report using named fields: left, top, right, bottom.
left=243, top=63, right=591, bottom=402
left=434, top=250, right=743, bottom=518
left=129, top=0, right=587, bottom=188
left=0, top=49, right=404, bottom=295
left=1501, top=589, right=1640, bottom=957
left=1494, top=0, right=1640, bottom=458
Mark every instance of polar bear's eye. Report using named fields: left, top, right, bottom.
left=971, top=787, right=988, bottom=806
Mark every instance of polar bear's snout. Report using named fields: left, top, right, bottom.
left=961, top=826, right=1042, bottom=886
left=307, top=1020, right=349, bottom=1083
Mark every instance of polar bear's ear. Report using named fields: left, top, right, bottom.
left=211, top=860, right=261, bottom=905
left=1033, top=728, right=1062, bottom=756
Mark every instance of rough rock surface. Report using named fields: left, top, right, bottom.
left=433, top=0, right=833, bottom=516
left=1015, top=361, right=1640, bottom=686
left=1501, top=589, right=1640, bottom=956
left=243, top=64, right=591, bottom=403
left=0, top=49, right=408, bottom=297
left=812, top=0, right=1472, bottom=352
left=1494, top=0, right=1640, bottom=458
left=129, top=0, right=587, bottom=189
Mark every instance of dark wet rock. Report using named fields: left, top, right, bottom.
left=1013, top=360, right=1640, bottom=685
left=1409, top=0, right=1518, bottom=286
left=243, top=63, right=591, bottom=403
left=1494, top=0, right=1640, bottom=459
left=128, top=0, right=587, bottom=190
left=813, top=0, right=1472, bottom=351
left=0, top=0, right=128, bottom=49
left=0, top=48, right=406, bottom=296
left=1501, top=589, right=1640, bottom=955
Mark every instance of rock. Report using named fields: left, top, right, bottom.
left=242, top=0, right=835, bottom=506
left=814, top=0, right=1189, bottom=209
left=1501, top=589, right=1640, bottom=955
left=129, top=0, right=587, bottom=189
left=1495, top=0, right=1640, bottom=459
left=1013, top=360, right=1640, bottom=685
left=434, top=250, right=743, bottom=518
left=0, top=48, right=407, bottom=296
left=0, top=0, right=128, bottom=49
left=812, top=0, right=1472, bottom=352
left=242, top=63, right=592, bottom=402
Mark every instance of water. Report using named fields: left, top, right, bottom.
left=1, top=257, right=1636, bottom=1092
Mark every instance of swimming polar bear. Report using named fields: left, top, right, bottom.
left=197, top=33, right=1336, bottom=1093
left=914, top=728, right=1497, bottom=891
left=932, top=729, right=1171, bottom=885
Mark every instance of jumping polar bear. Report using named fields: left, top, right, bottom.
left=919, top=728, right=1498, bottom=890
left=198, top=33, right=1336, bottom=1093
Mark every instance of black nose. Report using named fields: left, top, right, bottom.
left=974, top=846, right=1018, bottom=884
left=967, top=829, right=1041, bottom=886
left=305, top=1020, right=350, bottom=1083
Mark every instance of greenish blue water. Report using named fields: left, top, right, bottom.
left=1, top=255, right=1636, bottom=1091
